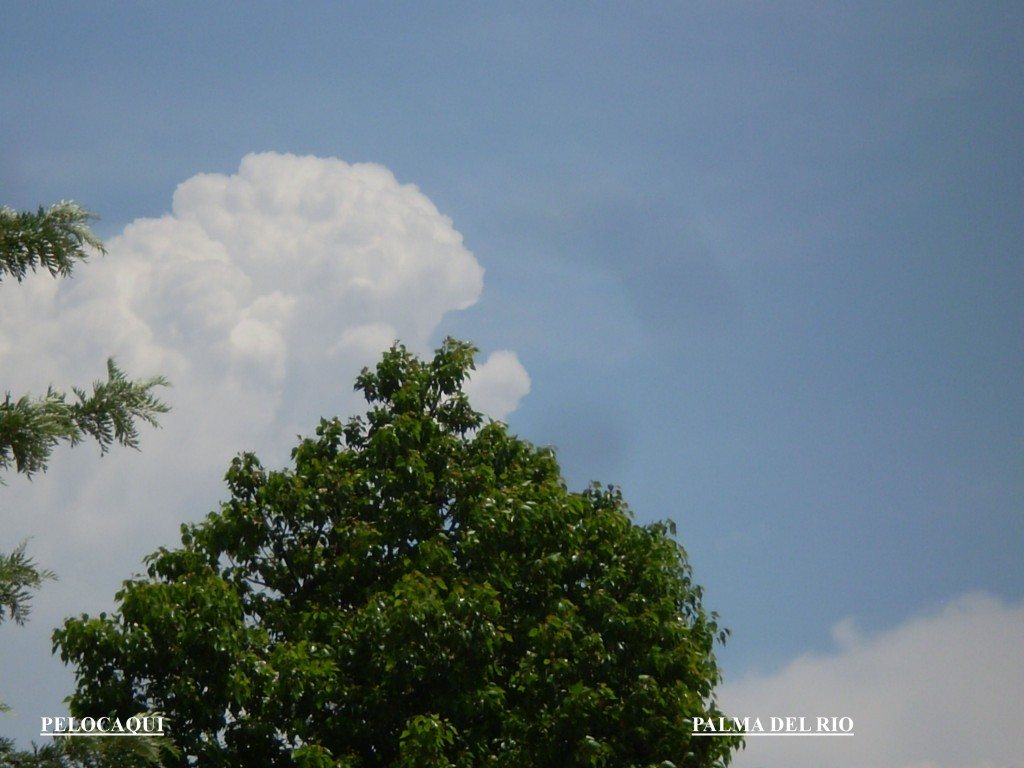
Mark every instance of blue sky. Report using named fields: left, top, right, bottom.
left=3, top=3, right=1023, bottom=765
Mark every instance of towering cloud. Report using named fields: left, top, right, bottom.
left=720, top=593, right=1024, bottom=768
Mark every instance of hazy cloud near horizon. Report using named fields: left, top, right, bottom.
left=719, top=592, right=1024, bottom=768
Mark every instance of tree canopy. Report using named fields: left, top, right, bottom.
left=54, top=339, right=741, bottom=768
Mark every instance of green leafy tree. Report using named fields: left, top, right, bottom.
left=54, top=339, right=741, bottom=768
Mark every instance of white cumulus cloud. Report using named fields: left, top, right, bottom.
left=719, top=593, right=1024, bottom=768
left=466, top=350, right=531, bottom=422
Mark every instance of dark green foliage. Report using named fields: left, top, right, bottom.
left=0, top=542, right=56, bottom=628
left=0, top=202, right=170, bottom=480
left=0, top=202, right=105, bottom=283
left=54, top=339, right=740, bottom=767
left=0, top=727, right=178, bottom=768
left=0, top=358, right=170, bottom=479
